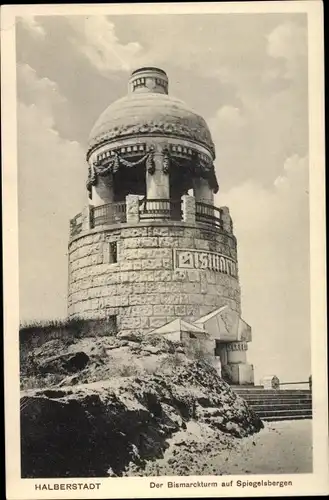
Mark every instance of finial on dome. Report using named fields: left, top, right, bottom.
left=128, top=67, right=168, bottom=95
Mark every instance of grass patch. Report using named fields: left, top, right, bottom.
left=20, top=317, right=117, bottom=345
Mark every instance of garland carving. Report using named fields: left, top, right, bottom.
left=87, top=120, right=215, bottom=158
left=86, top=147, right=219, bottom=194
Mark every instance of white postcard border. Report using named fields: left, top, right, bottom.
left=2, top=2, right=327, bottom=499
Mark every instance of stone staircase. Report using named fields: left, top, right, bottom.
left=231, top=386, right=312, bottom=421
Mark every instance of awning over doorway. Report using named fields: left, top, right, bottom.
left=194, top=305, right=252, bottom=343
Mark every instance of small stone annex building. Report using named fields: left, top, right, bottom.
left=68, top=67, right=254, bottom=385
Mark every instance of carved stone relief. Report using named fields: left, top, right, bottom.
left=226, top=342, right=248, bottom=351
left=175, top=249, right=237, bottom=278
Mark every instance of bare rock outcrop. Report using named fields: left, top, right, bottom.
left=20, top=333, right=263, bottom=477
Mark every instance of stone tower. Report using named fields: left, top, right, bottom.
left=68, top=67, right=254, bottom=385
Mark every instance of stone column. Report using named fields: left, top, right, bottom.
left=226, top=341, right=248, bottom=364
left=146, top=144, right=170, bottom=200
left=126, top=194, right=140, bottom=224
left=225, top=341, right=254, bottom=385
left=92, top=173, right=114, bottom=207
left=182, top=195, right=196, bottom=223
left=193, top=177, right=214, bottom=205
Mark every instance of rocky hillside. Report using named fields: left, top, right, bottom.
left=20, top=331, right=263, bottom=477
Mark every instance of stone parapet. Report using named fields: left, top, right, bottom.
left=69, top=196, right=236, bottom=240
left=69, top=220, right=237, bottom=248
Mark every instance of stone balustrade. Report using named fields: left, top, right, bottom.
left=69, top=195, right=233, bottom=239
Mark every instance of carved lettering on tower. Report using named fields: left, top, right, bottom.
left=175, top=249, right=237, bottom=278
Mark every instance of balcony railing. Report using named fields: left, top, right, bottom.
left=69, top=198, right=229, bottom=238
left=70, top=212, right=83, bottom=237
left=195, top=201, right=224, bottom=229
left=139, top=198, right=182, bottom=220
left=90, top=201, right=126, bottom=229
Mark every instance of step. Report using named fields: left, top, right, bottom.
left=254, top=408, right=313, bottom=418
left=232, top=387, right=310, bottom=391
left=233, top=389, right=311, bottom=396
left=230, top=385, right=264, bottom=389
left=251, top=403, right=312, bottom=412
left=235, top=393, right=312, bottom=400
left=262, top=414, right=312, bottom=422
left=243, top=398, right=312, bottom=405
left=238, top=398, right=313, bottom=406
left=240, top=397, right=312, bottom=405
left=237, top=396, right=312, bottom=401
left=233, top=391, right=312, bottom=398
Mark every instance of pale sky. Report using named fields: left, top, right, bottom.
left=16, top=13, right=310, bottom=384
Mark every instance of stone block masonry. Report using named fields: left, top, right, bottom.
left=68, top=222, right=241, bottom=335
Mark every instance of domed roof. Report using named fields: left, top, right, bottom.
left=87, top=67, right=215, bottom=158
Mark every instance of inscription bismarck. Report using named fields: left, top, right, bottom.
left=175, top=249, right=237, bottom=278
